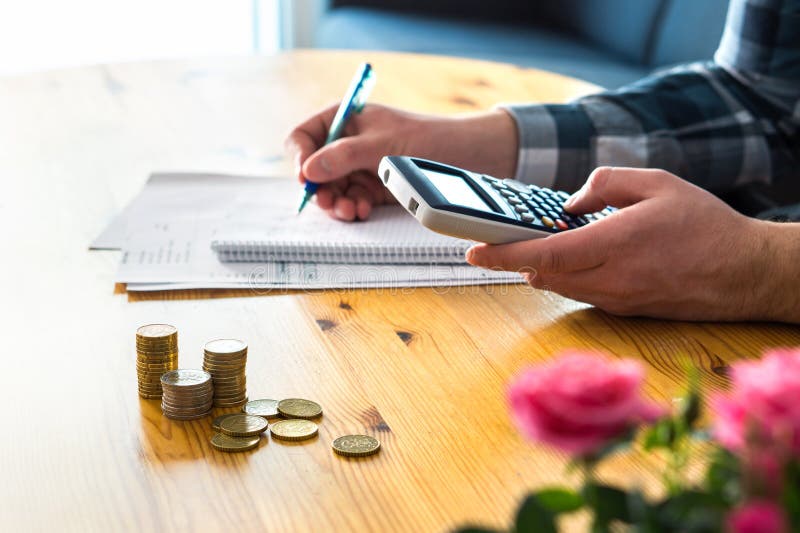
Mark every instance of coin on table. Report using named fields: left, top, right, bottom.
left=277, top=398, right=322, bottom=419
left=211, top=413, right=241, bottom=432
left=210, top=433, right=260, bottom=453
left=218, top=414, right=268, bottom=437
left=270, top=419, right=319, bottom=441
left=243, top=399, right=280, bottom=419
left=332, top=435, right=381, bottom=457
left=136, top=324, right=178, bottom=339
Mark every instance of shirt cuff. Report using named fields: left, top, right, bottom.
left=496, top=104, right=559, bottom=188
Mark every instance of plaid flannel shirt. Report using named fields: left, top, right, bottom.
left=502, top=0, right=800, bottom=196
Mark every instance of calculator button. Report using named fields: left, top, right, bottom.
left=514, top=205, right=529, bottom=213
left=534, top=207, right=547, bottom=217
left=547, top=210, right=560, bottom=220
left=567, top=221, right=579, bottom=229
left=556, top=191, right=571, bottom=201
left=577, top=216, right=589, bottom=225
left=503, top=180, right=531, bottom=194
left=593, top=211, right=606, bottom=218
left=530, top=193, right=544, bottom=204
left=492, top=181, right=508, bottom=190
left=521, top=213, right=536, bottom=223
left=541, top=216, right=555, bottom=228
left=602, top=207, right=614, bottom=215
left=482, top=175, right=499, bottom=183
left=507, top=197, right=523, bottom=205
left=555, top=219, right=569, bottom=230
left=500, top=189, right=515, bottom=197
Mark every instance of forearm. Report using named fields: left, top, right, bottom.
left=500, top=64, right=798, bottom=194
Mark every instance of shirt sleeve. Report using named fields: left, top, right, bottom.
left=500, top=0, right=800, bottom=194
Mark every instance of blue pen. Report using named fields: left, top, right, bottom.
left=297, top=62, right=375, bottom=214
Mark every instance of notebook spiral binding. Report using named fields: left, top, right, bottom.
left=210, top=240, right=472, bottom=264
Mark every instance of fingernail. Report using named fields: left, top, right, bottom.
left=564, top=192, right=579, bottom=209
left=319, top=156, right=332, bottom=176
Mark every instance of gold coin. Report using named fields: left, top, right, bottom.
left=332, top=435, right=381, bottom=457
left=218, top=414, right=268, bottom=437
left=164, top=411, right=210, bottom=421
left=213, top=398, right=249, bottom=408
left=277, top=398, right=322, bottom=419
left=243, top=399, right=280, bottom=419
left=270, top=419, right=318, bottom=441
left=204, top=339, right=247, bottom=355
left=138, top=392, right=162, bottom=399
left=210, top=432, right=260, bottom=452
left=211, top=413, right=241, bottom=432
left=136, top=324, right=177, bottom=339
left=161, top=369, right=211, bottom=387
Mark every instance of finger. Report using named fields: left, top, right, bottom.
left=284, top=103, right=340, bottom=181
left=315, top=186, right=336, bottom=210
left=332, top=195, right=357, bottom=221
left=564, top=167, right=671, bottom=214
left=349, top=171, right=385, bottom=205
left=344, top=183, right=374, bottom=220
left=303, top=135, right=383, bottom=184
left=465, top=227, right=609, bottom=274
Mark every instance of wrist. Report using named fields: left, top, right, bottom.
left=749, top=220, right=800, bottom=323
left=421, top=110, right=519, bottom=178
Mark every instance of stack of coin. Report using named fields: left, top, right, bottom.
left=203, top=339, right=248, bottom=407
left=160, top=369, right=213, bottom=420
left=136, top=324, right=179, bottom=399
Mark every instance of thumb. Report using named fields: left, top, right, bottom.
left=564, top=166, right=667, bottom=214
left=302, top=136, right=383, bottom=184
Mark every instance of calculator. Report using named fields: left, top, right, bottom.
left=378, top=156, right=616, bottom=244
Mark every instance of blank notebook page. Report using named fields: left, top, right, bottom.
left=211, top=181, right=474, bottom=264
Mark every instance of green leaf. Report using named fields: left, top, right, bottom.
left=515, top=494, right=557, bottom=533
left=703, top=449, right=740, bottom=506
left=583, top=483, right=632, bottom=527
left=643, top=419, right=676, bottom=451
left=534, top=488, right=584, bottom=514
left=679, top=388, right=702, bottom=430
left=654, top=491, right=726, bottom=532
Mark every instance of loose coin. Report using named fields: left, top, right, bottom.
left=218, top=414, right=268, bottom=437
left=270, top=419, right=319, bottom=441
left=211, top=413, right=241, bottom=432
left=332, top=435, right=381, bottom=457
left=210, top=433, right=260, bottom=453
left=243, top=399, right=280, bottom=419
left=277, top=398, right=322, bottom=419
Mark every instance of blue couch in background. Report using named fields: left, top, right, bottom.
left=315, top=0, right=731, bottom=89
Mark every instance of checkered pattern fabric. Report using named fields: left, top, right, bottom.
left=501, top=0, right=799, bottom=195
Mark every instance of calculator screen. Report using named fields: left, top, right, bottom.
left=421, top=168, right=495, bottom=212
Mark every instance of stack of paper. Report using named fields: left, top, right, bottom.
left=92, top=173, right=522, bottom=292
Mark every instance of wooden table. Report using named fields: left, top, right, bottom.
left=1, top=50, right=798, bottom=532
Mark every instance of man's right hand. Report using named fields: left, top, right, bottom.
left=284, top=103, right=519, bottom=221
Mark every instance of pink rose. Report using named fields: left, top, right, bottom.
left=712, top=349, right=800, bottom=456
left=727, top=501, right=787, bottom=533
left=508, top=352, right=665, bottom=457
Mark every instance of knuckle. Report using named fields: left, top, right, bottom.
left=588, top=166, right=614, bottom=191
left=538, top=247, right=564, bottom=273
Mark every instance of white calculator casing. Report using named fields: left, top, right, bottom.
left=378, top=156, right=559, bottom=244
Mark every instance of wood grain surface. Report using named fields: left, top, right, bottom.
left=0, top=50, right=798, bottom=533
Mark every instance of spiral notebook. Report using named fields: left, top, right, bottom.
left=211, top=201, right=474, bottom=264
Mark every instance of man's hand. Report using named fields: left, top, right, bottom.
left=284, top=104, right=518, bottom=221
left=466, top=167, right=796, bottom=322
